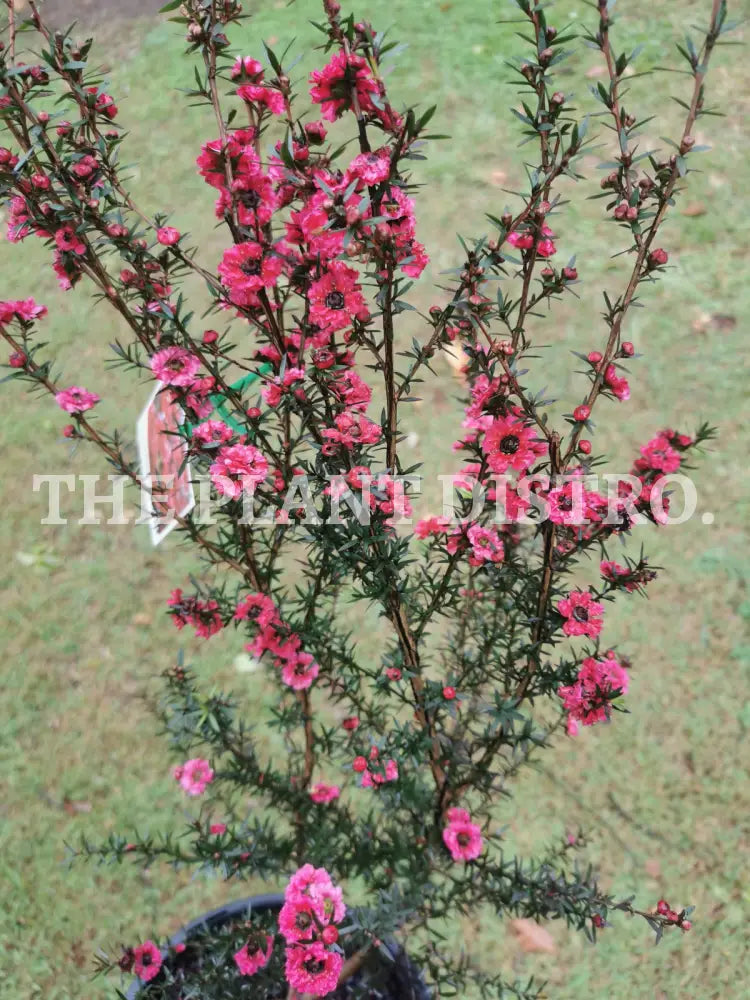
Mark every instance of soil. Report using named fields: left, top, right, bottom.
left=16, top=0, right=165, bottom=30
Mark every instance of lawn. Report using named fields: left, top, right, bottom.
left=1, top=0, right=749, bottom=998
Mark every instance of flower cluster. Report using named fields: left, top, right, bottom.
left=0, top=1, right=731, bottom=997
left=558, top=653, right=630, bottom=734
left=280, top=866, right=345, bottom=997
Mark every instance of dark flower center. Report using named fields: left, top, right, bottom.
left=304, top=958, right=326, bottom=974
left=240, top=258, right=262, bottom=276
left=572, top=606, right=589, bottom=622
left=557, top=494, right=573, bottom=511
left=457, top=833, right=470, bottom=846
left=499, top=434, right=520, bottom=455
left=141, top=954, right=153, bottom=967
left=325, top=290, right=346, bottom=310
left=296, top=911, right=313, bottom=929
left=239, top=189, right=261, bottom=209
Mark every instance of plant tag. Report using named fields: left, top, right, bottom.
left=136, top=384, right=195, bottom=546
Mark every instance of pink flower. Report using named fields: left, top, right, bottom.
left=310, top=50, right=379, bottom=122
left=557, top=589, right=604, bottom=639
left=346, top=148, right=391, bottom=186
left=156, top=226, right=181, bottom=246
left=280, top=651, right=320, bottom=691
left=237, top=83, right=285, bottom=115
left=599, top=559, right=653, bottom=593
left=309, top=262, right=367, bottom=334
left=279, top=896, right=320, bottom=943
left=482, top=414, right=546, bottom=474
left=234, top=935, right=273, bottom=976
left=0, top=297, right=47, bottom=324
left=285, top=941, right=343, bottom=997
left=415, top=516, right=450, bottom=539
left=54, top=224, right=86, bottom=255
left=210, top=443, right=269, bottom=498
left=442, top=810, right=483, bottom=862
left=467, top=523, right=504, bottom=565
left=310, top=783, right=340, bottom=804
left=234, top=592, right=279, bottom=629
left=558, top=654, right=629, bottom=727
left=133, top=941, right=162, bottom=982
left=55, top=386, right=100, bottom=414
left=361, top=756, right=399, bottom=788
left=173, top=757, right=214, bottom=796
left=192, top=419, right=234, bottom=447
left=285, top=865, right=345, bottom=920
left=636, top=434, right=682, bottom=474
left=150, top=347, right=201, bottom=387
left=218, top=241, right=284, bottom=307
left=231, top=56, right=264, bottom=81
left=545, top=483, right=605, bottom=526
left=321, top=412, right=382, bottom=451
left=605, top=363, right=630, bottom=401
left=167, top=588, right=223, bottom=638
left=209, top=822, right=227, bottom=835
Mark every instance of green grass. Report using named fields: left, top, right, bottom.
left=1, top=1, right=749, bottom=997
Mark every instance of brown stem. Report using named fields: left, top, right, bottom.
left=562, top=0, right=724, bottom=465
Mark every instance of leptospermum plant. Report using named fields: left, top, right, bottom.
left=0, top=0, right=735, bottom=997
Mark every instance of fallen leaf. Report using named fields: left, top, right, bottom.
left=510, top=918, right=557, bottom=954
left=63, top=798, right=93, bottom=815
left=692, top=312, right=737, bottom=334
left=234, top=652, right=262, bottom=674
left=70, top=941, right=88, bottom=969
left=681, top=202, right=707, bottom=217
left=645, top=858, right=662, bottom=878
left=444, top=344, right=467, bottom=383
left=709, top=314, right=737, bottom=331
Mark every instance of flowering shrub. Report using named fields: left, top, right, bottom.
left=0, top=0, right=735, bottom=997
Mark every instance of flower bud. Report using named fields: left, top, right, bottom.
left=579, top=439, right=592, bottom=455
left=680, top=135, right=695, bottom=154
left=573, top=404, right=591, bottom=422
left=648, top=248, right=668, bottom=268
left=621, top=341, right=634, bottom=356
left=587, top=351, right=603, bottom=365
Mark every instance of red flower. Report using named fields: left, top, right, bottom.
left=133, top=941, right=162, bottom=982
left=482, top=414, right=547, bottom=474
left=442, top=808, right=483, bottom=862
left=237, top=83, right=285, bottom=116
left=309, top=262, right=366, bottom=333
left=218, top=241, right=284, bottom=307
left=309, top=51, right=379, bottom=122
left=558, top=654, right=629, bottom=726
left=557, top=589, right=604, bottom=638
left=157, top=226, right=180, bottom=246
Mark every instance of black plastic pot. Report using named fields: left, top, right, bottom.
left=126, top=893, right=430, bottom=1000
